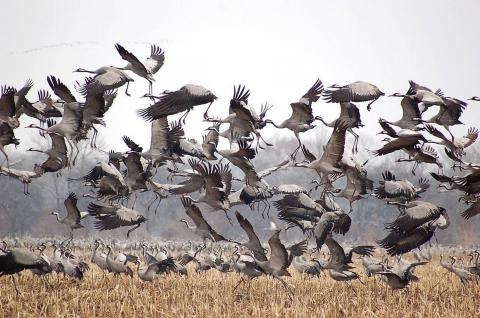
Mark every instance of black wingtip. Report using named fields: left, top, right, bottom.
left=136, top=108, right=155, bottom=122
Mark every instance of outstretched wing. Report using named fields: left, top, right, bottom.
left=64, top=192, right=81, bottom=224
left=235, top=211, right=267, bottom=261
left=145, top=44, right=165, bottom=74
left=115, top=43, right=149, bottom=77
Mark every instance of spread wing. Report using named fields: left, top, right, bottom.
left=88, top=203, right=145, bottom=230
left=235, top=211, right=267, bottom=261
left=64, top=192, right=81, bottom=224
left=268, top=230, right=289, bottom=270
left=181, top=197, right=225, bottom=241
left=47, top=76, right=76, bottom=103
left=325, top=236, right=348, bottom=270
left=320, top=120, right=348, bottom=165
left=115, top=43, right=149, bottom=77
left=461, top=200, right=480, bottom=219
left=144, top=44, right=165, bottom=74
left=122, top=136, right=143, bottom=152
left=0, top=86, right=17, bottom=117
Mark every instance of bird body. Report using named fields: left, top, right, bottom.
left=323, top=81, right=384, bottom=110
left=138, top=84, right=216, bottom=121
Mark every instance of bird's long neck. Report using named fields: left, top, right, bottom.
left=316, top=117, right=331, bottom=127
left=181, top=220, right=195, bottom=230
left=53, top=212, right=61, bottom=221
left=267, top=121, right=280, bottom=128
left=77, top=68, right=97, bottom=74
left=29, top=124, right=48, bottom=132
left=440, top=184, right=454, bottom=191
left=474, top=252, right=480, bottom=265
left=277, top=120, right=288, bottom=129
left=91, top=244, right=99, bottom=261
left=233, top=253, right=241, bottom=263
left=450, top=257, right=456, bottom=266
left=439, top=254, right=450, bottom=268
left=27, top=149, right=44, bottom=154
left=106, top=247, right=113, bottom=261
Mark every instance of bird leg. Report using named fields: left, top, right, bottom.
left=260, top=200, right=268, bottom=218
left=203, top=102, right=214, bottom=120
left=179, top=110, right=191, bottom=125
left=72, top=142, right=80, bottom=166
left=348, top=182, right=359, bottom=214
left=348, top=200, right=354, bottom=214
left=290, top=135, right=302, bottom=160
left=12, top=275, right=20, bottom=297
left=147, top=194, right=158, bottom=212
left=41, top=275, right=52, bottom=290
left=90, top=127, right=98, bottom=149
left=131, top=193, right=138, bottom=209
left=223, top=210, right=233, bottom=226
left=349, top=129, right=359, bottom=153
left=154, top=196, right=162, bottom=214
left=256, top=131, right=273, bottom=148
left=411, top=162, right=419, bottom=176
left=274, top=276, right=294, bottom=301
left=232, top=277, right=245, bottom=293
left=347, top=281, right=358, bottom=296
left=0, top=149, right=9, bottom=168
left=65, top=139, right=75, bottom=167
left=125, top=81, right=131, bottom=96
left=366, top=97, right=379, bottom=111
left=309, top=180, right=321, bottom=193
left=445, top=127, right=455, bottom=142
left=127, top=224, right=141, bottom=238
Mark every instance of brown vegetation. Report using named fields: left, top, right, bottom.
left=1, top=261, right=478, bottom=318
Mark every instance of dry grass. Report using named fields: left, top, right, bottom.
left=0, top=261, right=479, bottom=318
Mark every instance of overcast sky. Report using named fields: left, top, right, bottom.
left=2, top=0, right=479, bottom=153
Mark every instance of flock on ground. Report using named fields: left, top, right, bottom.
left=1, top=43, right=480, bottom=297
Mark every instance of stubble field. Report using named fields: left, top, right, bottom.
left=0, top=259, right=479, bottom=318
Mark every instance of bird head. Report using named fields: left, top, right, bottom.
left=388, top=93, right=405, bottom=97
left=328, top=84, right=342, bottom=89
left=205, top=126, right=220, bottom=133
left=328, top=188, right=341, bottom=194
left=263, top=119, right=279, bottom=128
left=141, top=93, right=157, bottom=99
left=73, top=68, right=89, bottom=73
left=437, top=184, right=450, bottom=193
left=207, top=91, right=218, bottom=101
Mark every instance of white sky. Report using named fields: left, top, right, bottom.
left=2, top=0, right=480, bottom=152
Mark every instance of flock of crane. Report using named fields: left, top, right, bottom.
left=1, top=43, right=480, bottom=298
